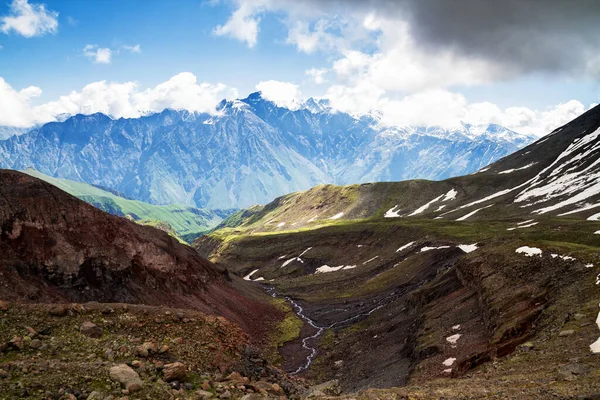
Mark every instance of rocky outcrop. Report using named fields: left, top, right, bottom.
left=0, top=170, right=275, bottom=337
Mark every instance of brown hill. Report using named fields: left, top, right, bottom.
left=0, top=169, right=274, bottom=337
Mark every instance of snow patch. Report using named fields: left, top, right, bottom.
left=281, top=257, right=303, bottom=268
left=442, top=358, right=456, bottom=367
left=315, top=265, right=344, bottom=274
left=590, top=308, right=600, bottom=353
left=446, top=334, right=462, bottom=345
left=363, top=256, right=379, bottom=265
left=442, top=189, right=458, bottom=201
left=420, top=246, right=451, bottom=252
left=458, top=244, right=478, bottom=253
left=434, top=205, right=447, bottom=212
left=397, top=242, right=415, bottom=253
left=277, top=222, right=286, bottom=227
left=299, top=247, right=313, bottom=257
left=517, top=219, right=535, bottom=225
left=595, top=231, right=600, bottom=235
left=456, top=204, right=493, bottom=221
left=515, top=246, right=543, bottom=257
left=408, top=194, right=445, bottom=216
left=330, top=212, right=344, bottom=220
left=243, top=269, right=259, bottom=281
left=498, top=163, right=536, bottom=174
left=254, top=277, right=265, bottom=281
left=384, top=205, right=402, bottom=218
left=558, top=203, right=600, bottom=216
left=588, top=213, right=600, bottom=221
left=550, top=254, right=576, bottom=261
left=452, top=325, right=461, bottom=331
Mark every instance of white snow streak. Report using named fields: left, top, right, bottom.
left=408, top=194, right=445, bottom=216
left=396, top=242, right=415, bottom=253
left=456, top=204, right=493, bottom=221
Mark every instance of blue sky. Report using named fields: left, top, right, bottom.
left=1, top=0, right=599, bottom=135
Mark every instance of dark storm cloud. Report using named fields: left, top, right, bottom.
left=314, top=0, right=600, bottom=76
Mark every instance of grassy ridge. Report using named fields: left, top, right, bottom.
left=24, top=169, right=233, bottom=242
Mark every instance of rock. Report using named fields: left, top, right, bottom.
left=163, top=362, right=187, bottom=382
left=49, top=305, right=67, bottom=317
left=334, top=360, right=343, bottom=368
left=559, top=330, right=575, bottom=337
left=219, top=390, right=232, bottom=399
left=195, top=390, right=214, bottom=399
left=135, top=345, right=148, bottom=358
left=9, top=336, right=24, bottom=350
left=0, top=369, right=8, bottom=378
left=227, top=372, right=244, bottom=384
left=557, top=363, right=590, bottom=381
left=517, top=342, right=534, bottom=352
left=306, top=380, right=342, bottom=397
left=201, top=381, right=211, bottom=391
left=270, top=383, right=283, bottom=394
left=80, top=322, right=102, bottom=338
left=0, top=300, right=8, bottom=311
left=184, top=382, right=194, bottom=391
left=29, top=339, right=42, bottom=349
left=574, top=313, right=586, bottom=320
left=240, top=395, right=265, bottom=400
left=158, top=344, right=169, bottom=354
left=88, top=392, right=104, bottom=400
left=169, top=381, right=181, bottom=390
left=131, top=360, right=143, bottom=369
left=109, top=364, right=144, bottom=392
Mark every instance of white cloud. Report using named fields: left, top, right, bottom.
left=0, top=0, right=58, bottom=37
left=0, top=73, right=238, bottom=127
left=0, top=77, right=43, bottom=127
left=83, top=45, right=112, bottom=64
left=213, top=1, right=264, bottom=47
left=255, top=80, right=301, bottom=109
left=122, top=44, right=141, bottom=53
left=305, top=68, right=328, bottom=84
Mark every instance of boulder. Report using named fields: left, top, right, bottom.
left=163, top=362, right=187, bottom=382
left=80, top=322, right=102, bottom=338
left=109, top=364, right=143, bottom=392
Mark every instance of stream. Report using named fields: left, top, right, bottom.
left=267, top=287, right=401, bottom=375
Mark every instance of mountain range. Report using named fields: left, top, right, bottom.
left=0, top=92, right=536, bottom=209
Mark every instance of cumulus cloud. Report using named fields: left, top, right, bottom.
left=83, top=45, right=112, bottom=64
left=0, top=78, right=43, bottom=127
left=213, top=1, right=263, bottom=47
left=326, top=87, right=589, bottom=137
left=0, top=0, right=58, bottom=37
left=0, top=73, right=238, bottom=127
left=255, top=80, right=301, bottom=109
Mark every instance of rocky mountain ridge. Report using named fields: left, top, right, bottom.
left=0, top=92, right=535, bottom=209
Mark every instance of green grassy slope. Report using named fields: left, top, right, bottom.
left=23, top=168, right=233, bottom=242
